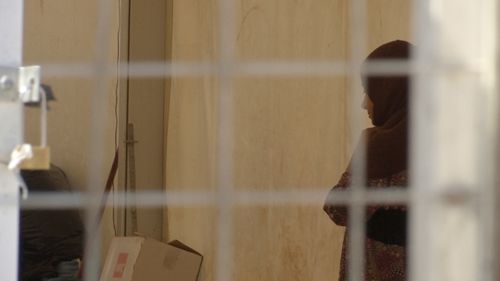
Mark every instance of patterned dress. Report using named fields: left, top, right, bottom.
left=324, top=171, right=407, bottom=281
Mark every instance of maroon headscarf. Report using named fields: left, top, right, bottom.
left=351, top=40, right=412, bottom=179
left=362, top=40, right=413, bottom=246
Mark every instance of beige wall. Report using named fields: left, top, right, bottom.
left=23, top=0, right=119, bottom=260
left=20, top=0, right=411, bottom=279
left=165, top=0, right=411, bottom=280
left=166, top=1, right=346, bottom=280
left=366, top=0, right=412, bottom=50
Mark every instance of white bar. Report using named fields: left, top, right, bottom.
left=0, top=1, right=23, bottom=281
left=0, top=1, right=23, bottom=66
left=32, top=60, right=483, bottom=79
left=0, top=166, right=20, bottom=281
left=14, top=189, right=412, bottom=209
left=347, top=0, right=367, bottom=280
left=83, top=0, right=115, bottom=280
left=410, top=0, right=497, bottom=280
left=216, top=0, right=236, bottom=281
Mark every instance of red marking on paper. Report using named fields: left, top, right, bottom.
left=113, top=253, right=129, bottom=278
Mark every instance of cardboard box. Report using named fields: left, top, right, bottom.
left=100, top=237, right=203, bottom=281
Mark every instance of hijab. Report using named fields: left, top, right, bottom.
left=351, top=40, right=412, bottom=179
left=360, top=40, right=412, bottom=246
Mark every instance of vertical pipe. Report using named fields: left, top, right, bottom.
left=162, top=0, right=174, bottom=242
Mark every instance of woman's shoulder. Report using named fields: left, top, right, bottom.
left=337, top=172, right=351, bottom=187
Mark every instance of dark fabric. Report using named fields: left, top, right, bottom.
left=20, top=165, right=84, bottom=281
left=356, top=40, right=412, bottom=245
left=323, top=172, right=408, bottom=280
left=351, top=40, right=412, bottom=179
left=367, top=209, right=407, bottom=246
left=363, top=40, right=410, bottom=128
left=364, top=40, right=411, bottom=246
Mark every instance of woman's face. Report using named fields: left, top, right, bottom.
left=362, top=94, right=374, bottom=121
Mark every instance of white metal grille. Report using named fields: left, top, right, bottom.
left=0, top=0, right=497, bottom=280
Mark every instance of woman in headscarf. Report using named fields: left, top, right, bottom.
left=323, top=40, right=412, bottom=281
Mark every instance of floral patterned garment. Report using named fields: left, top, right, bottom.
left=324, top=171, right=407, bottom=281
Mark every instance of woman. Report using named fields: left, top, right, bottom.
left=323, top=40, right=412, bottom=281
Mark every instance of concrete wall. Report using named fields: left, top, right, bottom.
left=164, top=1, right=411, bottom=280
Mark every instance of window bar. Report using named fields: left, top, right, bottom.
left=216, top=0, right=236, bottom=281
left=475, top=1, right=498, bottom=280
left=475, top=3, right=498, bottom=280
left=38, top=60, right=418, bottom=79
left=82, top=0, right=116, bottom=280
left=410, top=0, right=498, bottom=280
left=347, top=0, right=367, bottom=280
left=19, top=188, right=412, bottom=210
left=409, top=1, right=432, bottom=280
left=0, top=1, right=24, bottom=281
